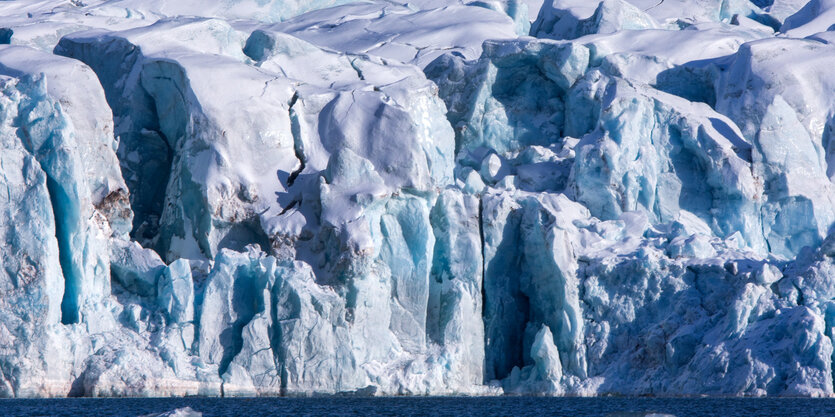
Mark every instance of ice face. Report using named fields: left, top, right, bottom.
left=531, top=0, right=658, bottom=40
left=780, top=0, right=835, bottom=36
left=569, top=71, right=765, bottom=253
left=715, top=38, right=835, bottom=258
left=0, top=48, right=132, bottom=330
left=425, top=38, right=590, bottom=156
left=1, top=0, right=835, bottom=399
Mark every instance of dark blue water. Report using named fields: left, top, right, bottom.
left=1, top=397, right=833, bottom=417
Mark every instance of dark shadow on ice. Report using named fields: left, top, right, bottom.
left=708, top=117, right=751, bottom=161
left=482, top=209, right=530, bottom=381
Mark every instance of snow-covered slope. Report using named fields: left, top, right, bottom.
left=0, top=0, right=834, bottom=398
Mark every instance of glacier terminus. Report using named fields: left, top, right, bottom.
left=0, top=0, right=834, bottom=398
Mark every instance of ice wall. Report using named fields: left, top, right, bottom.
left=0, top=0, right=834, bottom=398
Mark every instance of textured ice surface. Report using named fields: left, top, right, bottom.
left=0, top=0, right=834, bottom=398
left=268, top=1, right=522, bottom=68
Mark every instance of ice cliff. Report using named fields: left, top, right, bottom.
left=0, top=0, right=834, bottom=397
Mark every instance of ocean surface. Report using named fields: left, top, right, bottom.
left=0, top=397, right=833, bottom=417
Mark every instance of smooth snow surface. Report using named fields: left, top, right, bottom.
left=0, top=0, right=833, bottom=398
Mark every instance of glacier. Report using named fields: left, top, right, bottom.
left=0, top=0, right=833, bottom=398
